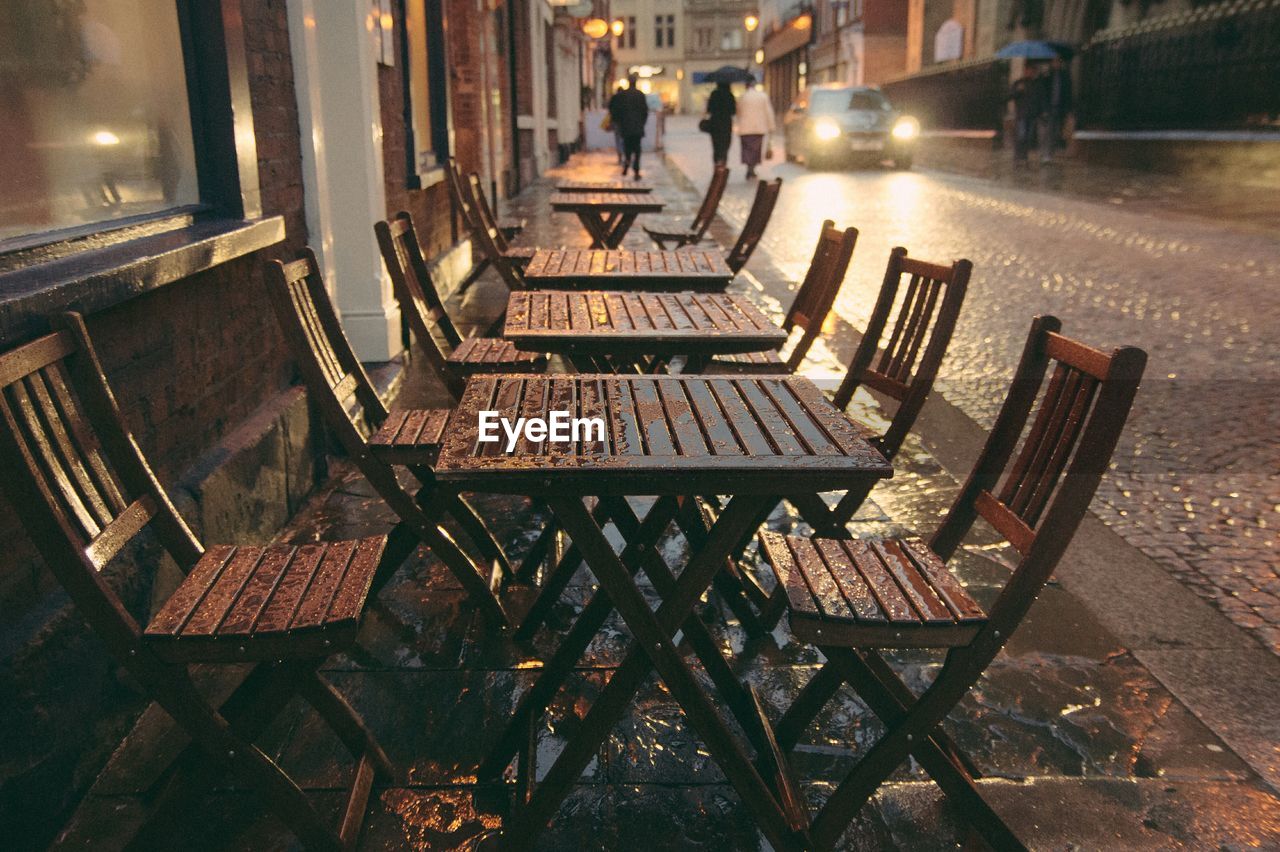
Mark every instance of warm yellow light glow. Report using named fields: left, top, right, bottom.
left=813, top=118, right=841, bottom=140
left=582, top=18, right=609, bottom=39
left=676, top=68, right=684, bottom=80
left=892, top=116, right=920, bottom=140
left=611, top=18, right=625, bottom=37
left=637, top=79, right=652, bottom=94
left=755, top=49, right=764, bottom=64
left=91, top=130, right=120, bottom=146
left=744, top=14, right=759, bottom=32
left=792, top=14, right=812, bottom=30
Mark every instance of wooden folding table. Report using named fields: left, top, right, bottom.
left=521, top=248, right=733, bottom=292
left=548, top=191, right=666, bottom=248
left=430, top=374, right=892, bottom=851
left=503, top=290, right=786, bottom=372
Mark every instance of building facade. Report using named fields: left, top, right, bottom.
left=0, top=0, right=593, bottom=842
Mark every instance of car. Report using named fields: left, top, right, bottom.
left=782, top=85, right=918, bottom=169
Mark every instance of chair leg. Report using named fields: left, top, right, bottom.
left=143, top=666, right=345, bottom=851
left=809, top=649, right=987, bottom=850
left=826, top=649, right=1023, bottom=851
left=372, top=521, right=419, bottom=595
left=440, top=491, right=515, bottom=582
left=298, top=671, right=396, bottom=780
left=456, top=256, right=491, bottom=294
left=775, top=660, right=846, bottom=752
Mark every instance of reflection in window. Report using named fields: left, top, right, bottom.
left=0, top=0, right=199, bottom=245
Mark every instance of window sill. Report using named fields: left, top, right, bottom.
left=0, top=216, right=285, bottom=345
left=408, top=166, right=446, bottom=191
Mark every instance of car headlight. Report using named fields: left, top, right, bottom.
left=891, top=117, right=920, bottom=141
left=813, top=119, right=841, bottom=141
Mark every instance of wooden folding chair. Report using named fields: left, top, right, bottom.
left=725, top=177, right=783, bottom=274
left=0, top=314, right=398, bottom=850
left=699, top=220, right=858, bottom=374
left=375, top=211, right=545, bottom=401
left=265, top=249, right=520, bottom=627
left=757, top=316, right=1147, bottom=850
left=445, top=160, right=533, bottom=294
left=642, top=165, right=729, bottom=248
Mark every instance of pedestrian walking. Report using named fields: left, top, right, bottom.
left=703, top=81, right=736, bottom=168
left=736, top=80, right=775, bottom=179
left=606, top=84, right=626, bottom=164
left=1039, top=55, right=1072, bottom=163
left=609, top=74, right=650, bottom=179
left=1008, top=66, right=1043, bottom=164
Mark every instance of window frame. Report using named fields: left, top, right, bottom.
left=402, top=0, right=453, bottom=190
left=0, top=0, right=262, bottom=270
left=0, top=0, right=283, bottom=346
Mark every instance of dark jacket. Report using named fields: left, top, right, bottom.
left=706, top=86, right=736, bottom=134
left=609, top=87, right=649, bottom=138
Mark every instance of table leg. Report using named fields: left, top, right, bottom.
left=575, top=212, right=612, bottom=249
left=499, top=494, right=802, bottom=852
left=603, top=212, right=639, bottom=248
left=478, top=496, right=683, bottom=779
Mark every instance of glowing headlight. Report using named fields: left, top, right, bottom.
left=813, top=119, right=841, bottom=141
left=891, top=117, right=920, bottom=141
left=91, top=130, right=121, bottom=146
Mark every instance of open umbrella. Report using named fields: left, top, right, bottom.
left=702, top=65, right=756, bottom=84
left=994, top=40, right=1066, bottom=60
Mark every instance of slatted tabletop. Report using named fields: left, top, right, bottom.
left=548, top=191, right=665, bottom=211
left=504, top=291, right=787, bottom=355
left=434, top=375, right=891, bottom=496
left=522, top=248, right=734, bottom=291
left=557, top=180, right=654, bottom=193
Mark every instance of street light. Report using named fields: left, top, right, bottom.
left=582, top=18, right=609, bottom=39
left=744, top=13, right=759, bottom=32
left=611, top=18, right=625, bottom=37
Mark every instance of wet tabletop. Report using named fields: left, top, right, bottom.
left=556, top=179, right=654, bottom=193
left=433, top=374, right=891, bottom=496
left=522, top=248, right=733, bottom=291
left=548, top=191, right=665, bottom=212
left=503, top=290, right=786, bottom=355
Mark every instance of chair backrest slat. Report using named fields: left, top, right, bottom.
left=375, top=212, right=466, bottom=400
left=691, top=166, right=730, bottom=237
left=832, top=248, right=971, bottom=459
left=0, top=315, right=206, bottom=655
left=466, top=173, right=511, bottom=252
left=265, top=250, right=389, bottom=453
left=781, top=221, right=858, bottom=372
left=928, top=316, right=1145, bottom=637
left=725, top=178, right=782, bottom=274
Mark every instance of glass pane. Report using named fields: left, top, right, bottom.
left=0, top=0, right=199, bottom=245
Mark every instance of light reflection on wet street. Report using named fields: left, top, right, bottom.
left=666, top=122, right=1280, bottom=656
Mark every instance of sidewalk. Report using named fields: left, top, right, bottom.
left=56, top=151, right=1280, bottom=850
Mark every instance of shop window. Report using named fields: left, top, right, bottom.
left=0, top=0, right=199, bottom=249
left=404, top=0, right=451, bottom=184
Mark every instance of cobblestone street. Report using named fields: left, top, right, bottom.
left=664, top=116, right=1280, bottom=656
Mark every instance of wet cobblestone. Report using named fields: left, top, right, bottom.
left=664, top=118, right=1280, bottom=656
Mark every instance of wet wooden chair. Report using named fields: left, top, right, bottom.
left=642, top=165, right=729, bottom=248
left=700, top=220, right=858, bottom=374
left=375, top=211, right=545, bottom=401
left=0, top=313, right=397, bottom=850
left=265, top=249, right=519, bottom=627
left=725, top=177, right=783, bottom=274
left=445, top=160, right=532, bottom=294
left=757, top=316, right=1146, bottom=850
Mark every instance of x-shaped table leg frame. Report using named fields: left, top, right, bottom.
left=575, top=211, right=639, bottom=248
left=482, top=493, right=806, bottom=851
left=773, top=645, right=1025, bottom=851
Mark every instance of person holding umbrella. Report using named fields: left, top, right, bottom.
left=702, top=77, right=737, bottom=167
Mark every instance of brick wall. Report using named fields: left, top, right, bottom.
left=0, top=1, right=308, bottom=845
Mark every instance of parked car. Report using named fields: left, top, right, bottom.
left=782, top=85, right=919, bottom=169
